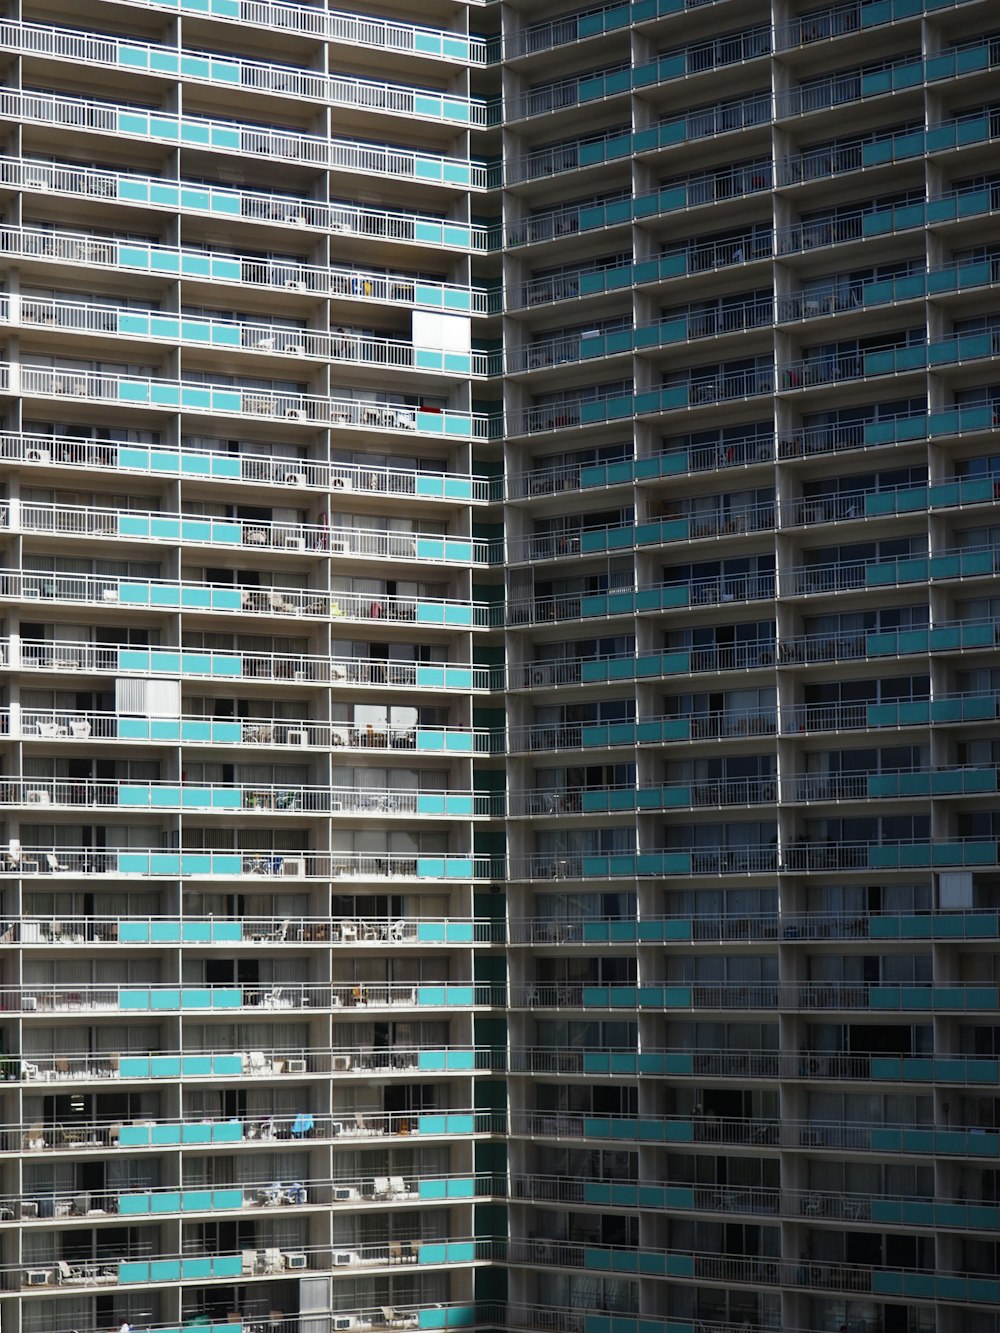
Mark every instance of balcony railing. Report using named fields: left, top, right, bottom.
left=105, top=0, right=496, bottom=63
left=7, top=981, right=506, bottom=1014
left=0, top=90, right=494, bottom=190
left=10, top=1236, right=491, bottom=1291
left=13, top=365, right=499, bottom=440
left=0, top=848, right=508, bottom=881
left=511, top=1046, right=986, bottom=1084
left=3, top=1107, right=505, bottom=1154
left=0, top=570, right=500, bottom=628
left=14, top=708, right=503, bottom=754
left=0, top=224, right=495, bottom=313
left=14, top=502, right=502, bottom=566
left=14, top=1044, right=506, bottom=1084
left=508, top=776, right=776, bottom=816
left=508, top=981, right=997, bottom=1013
left=0, top=777, right=503, bottom=818
left=0, top=21, right=494, bottom=126
left=8, top=1170, right=505, bottom=1224
left=0, top=431, right=494, bottom=502
left=510, top=1109, right=995, bottom=1156
left=14, top=913, right=504, bottom=946
left=14, top=639, right=497, bottom=693
left=0, top=156, right=499, bottom=253
left=13, top=297, right=499, bottom=377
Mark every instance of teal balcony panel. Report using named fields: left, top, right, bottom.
left=418, top=1308, right=479, bottom=1330
left=927, top=188, right=991, bottom=223
left=928, top=260, right=993, bottom=295
left=418, top=1241, right=475, bottom=1266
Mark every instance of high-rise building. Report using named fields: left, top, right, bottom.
left=0, top=0, right=998, bottom=1332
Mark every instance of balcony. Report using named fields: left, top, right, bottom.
left=5, top=1107, right=504, bottom=1154
left=513, top=981, right=995, bottom=1013
left=783, top=765, right=998, bottom=803
left=506, top=66, right=632, bottom=124
left=14, top=913, right=501, bottom=947
left=9, top=981, right=504, bottom=1016
left=12, top=1237, right=488, bottom=1291
left=506, top=128, right=633, bottom=187
left=0, top=21, right=494, bottom=126
left=512, top=1046, right=1000, bottom=1086
left=15, top=640, right=496, bottom=693
left=0, top=777, right=503, bottom=819
left=14, top=366, right=498, bottom=440
left=0, top=571, right=499, bottom=628
left=12, top=1170, right=504, bottom=1226
left=14, top=502, right=502, bottom=567
left=783, top=692, right=1000, bottom=733
left=0, top=224, right=494, bottom=313
left=509, top=777, right=776, bottom=817
left=0, top=432, right=494, bottom=502
left=94, top=0, right=495, bottom=64
left=12, top=297, right=499, bottom=378
left=15, top=1045, right=505, bottom=1085
left=15, top=708, right=502, bottom=754
left=510, top=1109, right=997, bottom=1158
left=0, top=156, right=499, bottom=253
left=636, top=160, right=774, bottom=219
left=0, top=847, right=507, bottom=881
left=0, top=90, right=495, bottom=191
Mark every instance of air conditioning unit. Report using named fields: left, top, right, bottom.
left=529, top=665, right=554, bottom=686
left=286, top=408, right=307, bottom=421
left=26, top=791, right=50, bottom=805
left=286, top=729, right=307, bottom=746
left=25, top=1270, right=50, bottom=1286
left=332, top=1250, right=356, bottom=1266
left=332, top=1187, right=355, bottom=1201
left=285, top=1253, right=308, bottom=1270
left=329, top=539, right=350, bottom=554
left=282, top=857, right=306, bottom=876
left=285, top=1057, right=307, bottom=1073
left=254, top=337, right=276, bottom=351
left=331, top=1054, right=353, bottom=1071
left=21, top=995, right=38, bottom=1011
left=284, top=344, right=305, bottom=356
left=333, top=1317, right=355, bottom=1330
left=285, top=280, right=307, bottom=291
left=283, top=472, right=306, bottom=486
left=25, top=447, right=50, bottom=463
left=102, top=589, right=119, bottom=602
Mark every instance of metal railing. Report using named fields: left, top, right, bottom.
left=9, top=982, right=506, bottom=1013
left=0, top=156, right=499, bottom=252
left=13, top=1045, right=506, bottom=1083
left=9, top=1237, right=491, bottom=1291
left=0, top=21, right=494, bottom=124
left=0, top=89, right=494, bottom=189
left=13, top=296, right=499, bottom=377
left=0, top=569, right=497, bottom=627
left=3, top=1108, right=506, bottom=1154
left=509, top=981, right=994, bottom=1012
left=0, top=848, right=508, bottom=880
left=13, top=913, right=504, bottom=946
left=14, top=708, right=503, bottom=753
left=13, top=639, right=498, bottom=693
left=0, top=430, right=494, bottom=501
left=7, top=1171, right=506, bottom=1223
left=14, top=365, right=499, bottom=440
left=0, top=777, right=503, bottom=817
left=14, top=501, right=502, bottom=565
left=105, top=0, right=496, bottom=62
